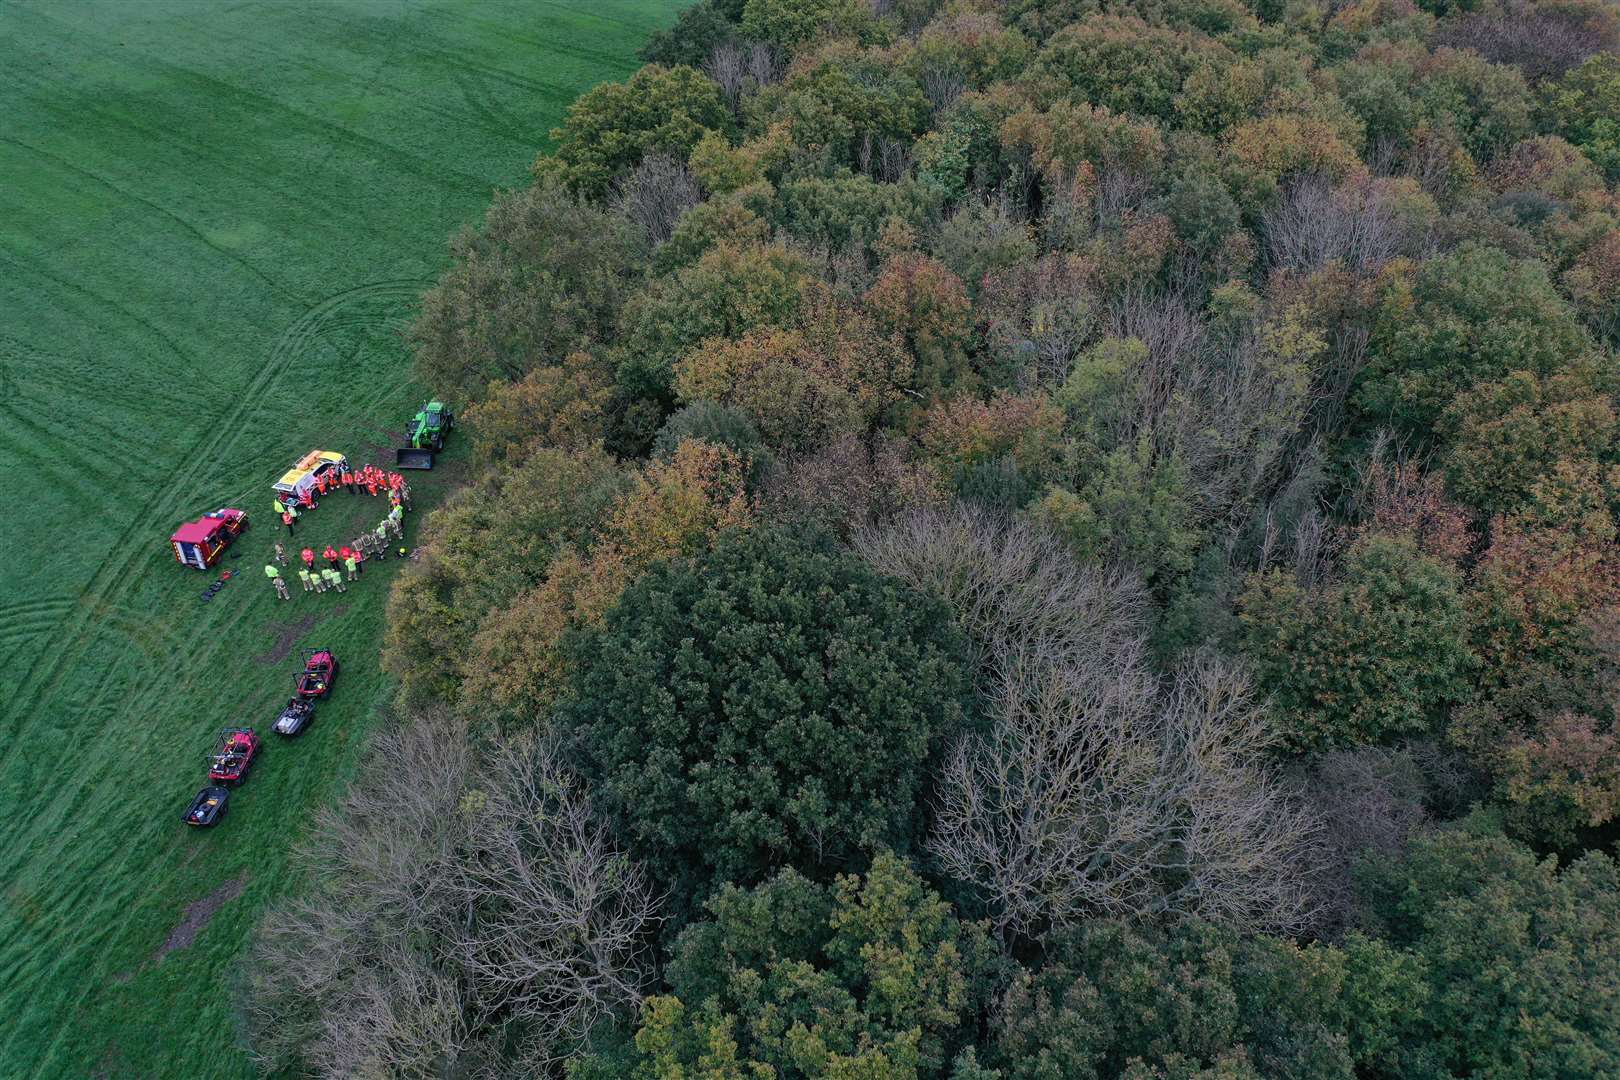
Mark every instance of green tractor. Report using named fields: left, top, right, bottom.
left=396, top=400, right=454, bottom=469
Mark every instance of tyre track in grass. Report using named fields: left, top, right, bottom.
left=0, top=341, right=131, bottom=497
left=0, top=282, right=421, bottom=968
left=0, top=424, right=113, bottom=514
left=0, top=654, right=185, bottom=1073
left=0, top=254, right=201, bottom=380
left=0, top=66, right=354, bottom=235
left=0, top=599, right=189, bottom=848
left=2, top=2, right=681, bottom=1069
left=0, top=390, right=131, bottom=496
left=4, top=528, right=389, bottom=1075
left=0, top=280, right=430, bottom=763
left=452, top=67, right=543, bottom=143
left=3, top=17, right=499, bottom=200
left=0, top=600, right=74, bottom=650
left=0, top=623, right=168, bottom=976
left=1, top=609, right=200, bottom=925
left=0, top=243, right=427, bottom=1080
left=0, top=136, right=303, bottom=305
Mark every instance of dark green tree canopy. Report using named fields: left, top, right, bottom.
left=1239, top=534, right=1474, bottom=752
left=560, top=526, right=974, bottom=900
left=1355, top=243, right=1594, bottom=440
left=1354, top=818, right=1620, bottom=1079
left=574, top=851, right=998, bottom=1079
left=409, top=182, right=643, bottom=399
left=539, top=63, right=733, bottom=198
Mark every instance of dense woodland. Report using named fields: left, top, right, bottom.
left=243, top=0, right=1620, bottom=1074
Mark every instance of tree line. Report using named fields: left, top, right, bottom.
left=243, top=0, right=1620, bottom=1074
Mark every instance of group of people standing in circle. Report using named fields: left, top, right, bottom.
left=274, top=462, right=410, bottom=535
left=261, top=463, right=413, bottom=601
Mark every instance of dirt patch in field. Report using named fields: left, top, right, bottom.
left=355, top=431, right=398, bottom=465
left=91, top=1041, right=128, bottom=1080
left=254, top=605, right=349, bottom=665
left=254, top=612, right=319, bottom=664
left=156, top=874, right=248, bottom=962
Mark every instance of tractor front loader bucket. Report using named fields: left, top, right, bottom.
left=395, top=447, right=435, bottom=469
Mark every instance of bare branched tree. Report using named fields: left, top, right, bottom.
left=615, top=152, right=700, bottom=245
left=1437, top=0, right=1617, bottom=80
left=244, top=710, right=472, bottom=1078
left=980, top=252, right=1098, bottom=388
left=1094, top=164, right=1155, bottom=221
left=453, top=735, right=663, bottom=1070
left=242, top=712, right=660, bottom=1078
left=1316, top=318, right=1371, bottom=434
left=1104, top=286, right=1206, bottom=439
left=933, top=642, right=1321, bottom=941
left=315, top=946, right=477, bottom=1079
left=857, top=508, right=1321, bottom=942
left=1263, top=175, right=1427, bottom=274
left=1295, top=746, right=1429, bottom=934
left=1156, top=654, right=1323, bottom=931
left=1178, top=322, right=1317, bottom=525
left=1400, top=126, right=1471, bottom=203
left=930, top=638, right=1159, bottom=937
left=767, top=433, right=942, bottom=535
left=706, top=42, right=747, bottom=103
left=745, top=41, right=780, bottom=88
left=920, top=67, right=966, bottom=111
left=854, top=503, right=1147, bottom=679
left=878, top=135, right=912, bottom=183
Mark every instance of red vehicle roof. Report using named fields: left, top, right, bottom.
left=171, top=509, right=245, bottom=545
left=171, top=518, right=226, bottom=544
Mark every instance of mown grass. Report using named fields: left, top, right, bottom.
left=0, top=2, right=677, bottom=1074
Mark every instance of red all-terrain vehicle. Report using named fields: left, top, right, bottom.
left=208, top=728, right=261, bottom=785
left=295, top=649, right=339, bottom=699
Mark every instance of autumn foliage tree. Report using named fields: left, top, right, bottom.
left=863, top=251, right=976, bottom=405
left=457, top=439, right=756, bottom=728
left=1454, top=497, right=1620, bottom=842
left=537, top=64, right=733, bottom=198
left=409, top=183, right=642, bottom=399
left=674, top=286, right=911, bottom=449
left=462, top=351, right=613, bottom=466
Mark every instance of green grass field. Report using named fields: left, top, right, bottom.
left=0, top=2, right=676, bottom=1074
